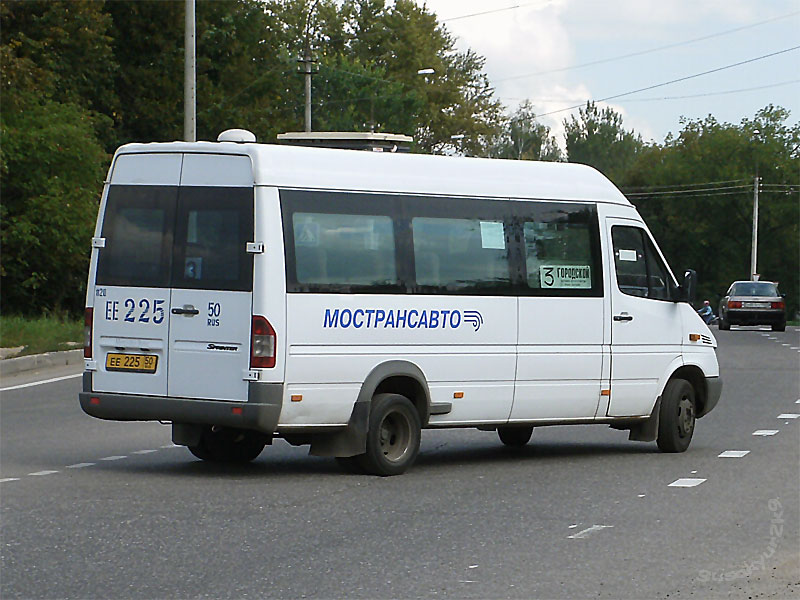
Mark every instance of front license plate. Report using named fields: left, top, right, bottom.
left=106, top=353, right=158, bottom=374
left=743, top=302, right=770, bottom=308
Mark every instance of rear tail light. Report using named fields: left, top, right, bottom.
left=84, top=307, right=93, bottom=358
left=728, top=300, right=742, bottom=309
left=772, top=301, right=785, bottom=309
left=250, top=315, right=276, bottom=368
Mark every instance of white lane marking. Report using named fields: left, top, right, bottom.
left=161, top=444, right=178, bottom=449
left=99, top=455, right=127, bottom=461
left=753, top=430, right=779, bottom=436
left=669, top=478, right=706, bottom=487
left=782, top=343, right=791, bottom=346
left=568, top=524, right=578, bottom=529
left=791, top=347, right=799, bottom=350
left=638, top=494, right=646, bottom=498
left=719, top=450, right=750, bottom=458
left=28, top=470, right=59, bottom=476
left=66, top=463, right=95, bottom=469
left=568, top=525, right=614, bottom=539
left=796, top=399, right=800, bottom=404
left=132, top=449, right=158, bottom=455
left=0, top=373, right=82, bottom=392
left=691, top=470, right=698, bottom=474
left=778, top=414, right=800, bottom=419
left=0, top=478, right=21, bottom=483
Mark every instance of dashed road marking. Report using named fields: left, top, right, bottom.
left=669, top=478, right=706, bottom=487
left=28, top=470, right=59, bottom=476
left=719, top=450, right=750, bottom=458
left=753, top=430, right=779, bottom=436
left=778, top=414, right=800, bottom=419
left=66, top=463, right=95, bottom=469
left=100, top=455, right=127, bottom=461
left=567, top=525, right=614, bottom=539
left=132, top=449, right=158, bottom=455
left=0, top=478, right=21, bottom=483
left=0, top=373, right=82, bottom=392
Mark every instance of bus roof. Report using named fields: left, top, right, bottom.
left=115, top=141, right=631, bottom=205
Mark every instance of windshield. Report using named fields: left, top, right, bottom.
left=731, top=282, right=778, bottom=296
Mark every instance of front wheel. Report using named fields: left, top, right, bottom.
left=657, top=379, right=696, bottom=453
left=188, top=426, right=266, bottom=463
left=356, top=393, right=421, bottom=476
left=497, top=426, right=533, bottom=447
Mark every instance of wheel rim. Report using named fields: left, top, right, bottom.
left=379, top=411, right=411, bottom=462
left=677, top=395, right=695, bottom=438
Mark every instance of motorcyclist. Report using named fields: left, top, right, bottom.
left=697, top=300, right=716, bottom=324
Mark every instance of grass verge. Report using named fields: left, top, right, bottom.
left=0, top=314, right=83, bottom=358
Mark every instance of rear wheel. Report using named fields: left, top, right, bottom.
left=356, top=393, right=421, bottom=476
left=718, top=316, right=730, bottom=330
left=497, top=426, right=533, bottom=447
left=657, top=379, right=696, bottom=453
left=772, top=322, right=786, bottom=332
left=188, top=426, right=266, bottom=463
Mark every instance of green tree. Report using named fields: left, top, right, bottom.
left=623, top=106, right=799, bottom=316
left=564, top=101, right=643, bottom=183
left=489, top=101, right=563, bottom=161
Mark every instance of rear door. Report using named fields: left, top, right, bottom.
left=93, top=183, right=177, bottom=396
left=166, top=154, right=255, bottom=401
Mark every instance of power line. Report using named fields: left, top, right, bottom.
left=623, top=179, right=751, bottom=191
left=531, top=45, right=800, bottom=119
left=502, top=79, right=800, bottom=105
left=494, top=10, right=800, bottom=82
left=625, top=184, right=753, bottom=197
left=441, top=1, right=549, bottom=22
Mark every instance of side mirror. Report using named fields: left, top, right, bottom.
left=676, top=269, right=697, bottom=303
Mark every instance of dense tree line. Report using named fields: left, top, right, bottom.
left=1, top=0, right=798, bottom=316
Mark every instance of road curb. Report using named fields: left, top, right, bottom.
left=0, top=349, right=83, bottom=378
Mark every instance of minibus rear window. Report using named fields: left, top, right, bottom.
left=96, top=185, right=252, bottom=291
left=96, top=186, right=176, bottom=288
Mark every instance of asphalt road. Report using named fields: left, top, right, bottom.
left=2, top=327, right=798, bottom=599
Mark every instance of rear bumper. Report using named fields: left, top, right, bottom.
left=725, top=309, right=785, bottom=325
left=79, top=372, right=283, bottom=434
left=699, top=375, right=722, bottom=418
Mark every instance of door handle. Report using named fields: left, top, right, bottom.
left=613, top=313, right=634, bottom=322
left=171, top=306, right=199, bottom=316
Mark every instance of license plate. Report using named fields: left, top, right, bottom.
left=743, top=302, right=770, bottom=308
left=106, top=353, right=158, bottom=374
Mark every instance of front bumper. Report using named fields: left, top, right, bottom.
left=79, top=372, right=283, bottom=434
left=698, top=375, right=722, bottom=418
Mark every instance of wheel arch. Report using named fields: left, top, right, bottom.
left=308, top=360, right=431, bottom=458
left=667, top=364, right=708, bottom=417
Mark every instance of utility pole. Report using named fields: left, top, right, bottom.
left=299, top=0, right=319, bottom=132
left=750, top=175, right=760, bottom=280
left=184, top=0, right=196, bottom=142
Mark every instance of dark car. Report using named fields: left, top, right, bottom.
left=718, top=280, right=786, bottom=331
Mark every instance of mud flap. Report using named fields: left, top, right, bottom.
left=628, top=397, right=661, bottom=442
left=308, top=399, right=369, bottom=457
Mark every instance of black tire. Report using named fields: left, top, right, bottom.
left=657, top=379, right=696, bottom=453
left=188, top=426, right=266, bottom=463
left=356, top=393, right=421, bottom=476
left=497, top=425, right=533, bottom=447
left=772, top=322, right=786, bottom=332
left=718, top=316, right=730, bottom=330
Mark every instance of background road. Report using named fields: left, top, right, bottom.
left=2, top=328, right=798, bottom=599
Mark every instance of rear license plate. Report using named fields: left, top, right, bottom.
left=743, top=302, right=770, bottom=308
left=106, top=353, right=158, bottom=373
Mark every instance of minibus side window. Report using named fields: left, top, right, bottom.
left=519, top=203, right=602, bottom=297
left=292, top=213, right=397, bottom=287
left=612, top=226, right=671, bottom=300
left=411, top=217, right=511, bottom=292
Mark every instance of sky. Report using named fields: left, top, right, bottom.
left=420, top=0, right=800, bottom=147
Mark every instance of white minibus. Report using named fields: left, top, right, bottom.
left=80, top=129, right=721, bottom=475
